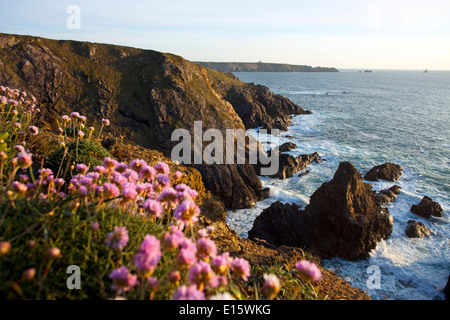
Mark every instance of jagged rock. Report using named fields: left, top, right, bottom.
left=305, top=162, right=394, bottom=260
left=405, top=220, right=431, bottom=238
left=269, top=152, right=322, bottom=179
left=248, top=201, right=308, bottom=248
left=256, top=188, right=270, bottom=201
left=249, top=161, right=394, bottom=260
left=375, top=185, right=401, bottom=205
left=195, top=163, right=268, bottom=210
left=364, top=162, right=403, bottom=181
left=218, top=82, right=311, bottom=131
left=276, top=142, right=297, bottom=152
left=410, top=196, right=443, bottom=218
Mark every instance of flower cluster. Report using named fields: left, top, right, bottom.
left=0, top=86, right=325, bottom=301
left=0, top=86, right=40, bottom=163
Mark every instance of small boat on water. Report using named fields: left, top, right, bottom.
left=423, top=68, right=429, bottom=73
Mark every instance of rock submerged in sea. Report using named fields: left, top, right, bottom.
left=249, top=161, right=394, bottom=260
left=410, top=196, right=443, bottom=218
left=364, top=162, right=403, bottom=182
left=405, top=220, right=431, bottom=238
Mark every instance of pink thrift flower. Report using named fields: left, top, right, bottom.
left=157, top=187, right=178, bottom=205
left=101, top=118, right=110, bottom=126
left=175, top=245, right=197, bottom=270
left=295, top=260, right=322, bottom=283
left=11, top=181, right=27, bottom=194
left=109, top=266, right=138, bottom=295
left=76, top=163, right=89, bottom=175
left=188, top=261, right=218, bottom=290
left=147, top=276, right=160, bottom=294
left=142, top=199, right=163, bottom=219
left=172, top=285, right=205, bottom=300
left=174, top=171, right=183, bottom=180
left=103, top=182, right=120, bottom=199
left=156, top=174, right=170, bottom=187
left=121, top=183, right=138, bottom=203
left=105, top=226, right=129, bottom=252
left=174, top=199, right=200, bottom=225
left=38, top=168, right=53, bottom=178
left=115, top=162, right=129, bottom=173
left=211, top=252, right=231, bottom=275
left=140, top=165, right=156, bottom=181
left=230, top=258, right=251, bottom=281
left=168, top=270, right=182, bottom=284
left=77, top=185, right=89, bottom=198
left=102, top=157, right=117, bottom=170
left=93, top=165, right=107, bottom=174
left=162, top=227, right=185, bottom=251
left=133, top=235, right=161, bottom=278
left=16, top=151, right=33, bottom=169
left=196, top=237, right=217, bottom=261
left=70, top=112, right=80, bottom=119
left=154, top=162, right=170, bottom=175
left=263, top=274, right=281, bottom=298
left=130, top=159, right=147, bottom=172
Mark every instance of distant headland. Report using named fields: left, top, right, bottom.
left=195, top=61, right=339, bottom=73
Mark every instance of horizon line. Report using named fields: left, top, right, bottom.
left=2, top=31, right=450, bottom=72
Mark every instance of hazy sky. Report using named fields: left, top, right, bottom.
left=2, top=0, right=450, bottom=70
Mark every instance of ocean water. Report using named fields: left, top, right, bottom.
left=226, top=70, right=450, bottom=300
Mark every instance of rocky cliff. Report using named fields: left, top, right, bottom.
left=196, top=61, right=339, bottom=73
left=0, top=33, right=310, bottom=209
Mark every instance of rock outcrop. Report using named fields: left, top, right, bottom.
left=405, top=220, right=431, bottom=238
left=249, top=161, right=394, bottom=260
left=206, top=69, right=311, bottom=131
left=364, top=162, right=403, bottom=181
left=256, top=151, right=322, bottom=179
left=248, top=202, right=308, bottom=248
left=279, top=142, right=297, bottom=152
left=375, top=185, right=402, bottom=205
left=195, top=163, right=269, bottom=209
left=304, top=161, right=394, bottom=260
left=410, top=196, right=443, bottom=218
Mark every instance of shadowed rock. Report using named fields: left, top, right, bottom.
left=405, top=220, right=431, bottom=238
left=364, top=162, right=403, bottom=181
left=249, top=161, right=394, bottom=260
left=375, top=185, right=402, bottom=205
left=410, top=196, right=443, bottom=218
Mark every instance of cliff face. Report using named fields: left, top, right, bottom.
left=0, top=33, right=310, bottom=209
left=0, top=33, right=244, bottom=152
left=196, top=61, right=339, bottom=73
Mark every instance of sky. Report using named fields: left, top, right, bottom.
left=1, top=0, right=450, bottom=70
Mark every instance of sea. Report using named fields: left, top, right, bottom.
left=226, top=70, right=450, bottom=300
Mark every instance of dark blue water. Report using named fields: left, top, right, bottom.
left=227, top=70, right=450, bottom=300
